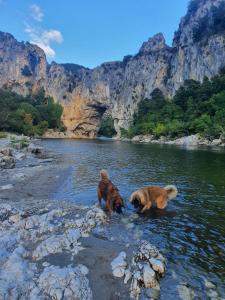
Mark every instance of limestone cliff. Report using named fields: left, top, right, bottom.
left=0, top=0, right=225, bottom=138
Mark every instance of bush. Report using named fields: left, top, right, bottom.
left=0, top=132, right=7, bottom=139
left=126, top=69, right=225, bottom=139
left=98, top=116, right=117, bottom=137
left=0, top=88, right=63, bottom=136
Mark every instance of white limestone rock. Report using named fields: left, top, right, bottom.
left=143, top=264, right=158, bottom=288
left=149, top=258, right=165, bottom=275
left=37, top=265, right=93, bottom=300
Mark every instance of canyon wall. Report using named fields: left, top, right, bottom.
left=0, top=0, right=225, bottom=137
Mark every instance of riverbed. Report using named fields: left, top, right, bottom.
left=38, top=138, right=225, bottom=299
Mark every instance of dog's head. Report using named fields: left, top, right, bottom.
left=113, top=196, right=125, bottom=214
left=130, top=191, right=143, bottom=210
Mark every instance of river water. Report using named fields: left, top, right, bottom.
left=41, top=138, right=225, bottom=299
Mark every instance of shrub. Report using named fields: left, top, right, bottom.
left=98, top=116, right=117, bottom=137
left=0, top=88, right=63, bottom=136
left=126, top=69, right=225, bottom=139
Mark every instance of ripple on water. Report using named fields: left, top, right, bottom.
left=41, top=139, right=225, bottom=298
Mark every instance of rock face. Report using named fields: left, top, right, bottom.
left=0, top=0, right=225, bottom=137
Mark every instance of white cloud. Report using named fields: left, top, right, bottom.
left=30, top=4, right=44, bottom=22
left=25, top=24, right=63, bottom=58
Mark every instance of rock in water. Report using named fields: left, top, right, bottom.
left=0, top=156, right=15, bottom=169
left=143, top=264, right=157, bottom=288
left=111, top=251, right=127, bottom=278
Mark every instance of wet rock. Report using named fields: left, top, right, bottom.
left=177, top=284, right=195, bottom=300
left=14, top=152, right=26, bottom=160
left=134, top=240, right=160, bottom=262
left=0, top=155, right=15, bottom=169
left=207, top=289, right=219, bottom=299
left=130, top=277, right=141, bottom=298
left=144, top=287, right=160, bottom=299
left=143, top=264, right=157, bottom=288
left=113, top=241, right=165, bottom=299
left=204, top=279, right=216, bottom=289
left=124, top=269, right=132, bottom=284
left=28, top=144, right=43, bottom=154
left=111, top=251, right=127, bottom=278
left=0, top=147, right=13, bottom=156
left=36, top=265, right=92, bottom=300
left=149, top=258, right=165, bottom=274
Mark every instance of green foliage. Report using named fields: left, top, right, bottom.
left=0, top=132, right=7, bottom=139
left=0, top=88, right=63, bottom=136
left=98, top=116, right=117, bottom=137
left=10, top=136, right=29, bottom=149
left=126, top=70, right=225, bottom=139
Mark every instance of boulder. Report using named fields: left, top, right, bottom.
left=143, top=264, right=157, bottom=288
left=0, top=148, right=13, bottom=156
left=149, top=258, right=165, bottom=275
left=0, top=156, right=15, bottom=169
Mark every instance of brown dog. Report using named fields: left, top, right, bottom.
left=130, top=185, right=178, bottom=213
left=97, top=170, right=124, bottom=215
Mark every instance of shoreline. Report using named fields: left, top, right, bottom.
left=114, top=133, right=225, bottom=148
left=0, top=135, right=166, bottom=299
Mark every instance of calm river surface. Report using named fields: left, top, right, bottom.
left=41, top=138, right=225, bottom=299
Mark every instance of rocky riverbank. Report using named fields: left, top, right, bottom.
left=0, top=134, right=167, bottom=299
left=117, top=134, right=225, bottom=147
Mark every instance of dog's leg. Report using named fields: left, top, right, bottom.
left=156, top=196, right=167, bottom=209
left=140, top=203, right=152, bottom=214
left=106, top=195, right=113, bottom=216
left=97, top=188, right=102, bottom=207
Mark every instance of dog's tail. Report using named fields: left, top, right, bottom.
left=100, top=169, right=109, bottom=180
left=164, top=185, right=178, bottom=200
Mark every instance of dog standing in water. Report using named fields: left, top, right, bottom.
left=97, top=170, right=124, bottom=215
left=130, top=185, right=178, bottom=213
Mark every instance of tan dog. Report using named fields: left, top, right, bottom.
left=130, top=185, right=178, bottom=213
left=97, top=170, right=124, bottom=215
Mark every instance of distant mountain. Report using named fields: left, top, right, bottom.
left=0, top=0, right=225, bottom=138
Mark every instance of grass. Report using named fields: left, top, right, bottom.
left=0, top=132, right=7, bottom=139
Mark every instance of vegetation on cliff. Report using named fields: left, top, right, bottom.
left=98, top=116, right=117, bottom=137
left=122, top=69, right=225, bottom=139
left=0, top=88, right=64, bottom=136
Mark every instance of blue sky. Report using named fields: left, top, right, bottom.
left=0, top=0, right=189, bottom=68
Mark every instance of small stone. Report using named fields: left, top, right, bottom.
left=113, top=267, right=126, bottom=278
left=204, top=279, right=216, bottom=289
left=9, top=214, right=21, bottom=223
